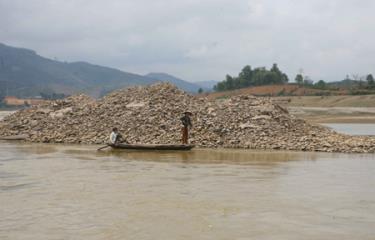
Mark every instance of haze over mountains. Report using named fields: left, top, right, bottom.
left=0, top=43, right=212, bottom=98
left=144, top=73, right=212, bottom=93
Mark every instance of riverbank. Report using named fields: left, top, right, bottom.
left=288, top=107, right=375, bottom=123
left=273, top=95, right=375, bottom=123
left=1, top=83, right=374, bottom=153
left=0, top=111, right=14, bottom=120
left=276, top=95, right=375, bottom=108
left=209, top=94, right=375, bottom=123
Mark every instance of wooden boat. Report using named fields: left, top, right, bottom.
left=0, top=134, right=27, bottom=140
left=109, top=143, right=195, bottom=151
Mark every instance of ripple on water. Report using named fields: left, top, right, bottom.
left=0, top=142, right=374, bottom=239
left=0, top=171, right=26, bottom=179
left=0, top=182, right=37, bottom=192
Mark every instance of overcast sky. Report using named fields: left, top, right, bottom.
left=1, top=0, right=374, bottom=82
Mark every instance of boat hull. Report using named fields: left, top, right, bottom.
left=0, top=135, right=27, bottom=140
left=109, top=143, right=195, bottom=151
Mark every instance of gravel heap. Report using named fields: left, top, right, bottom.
left=1, top=83, right=374, bottom=153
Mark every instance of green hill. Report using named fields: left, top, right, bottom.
left=0, top=43, right=201, bottom=98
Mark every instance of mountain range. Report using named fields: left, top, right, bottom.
left=0, top=43, right=214, bottom=98
left=145, top=73, right=217, bottom=92
left=145, top=72, right=209, bottom=93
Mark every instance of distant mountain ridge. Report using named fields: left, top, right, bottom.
left=144, top=72, right=203, bottom=92
left=145, top=73, right=217, bottom=92
left=194, top=80, right=218, bottom=91
left=0, top=43, right=206, bottom=98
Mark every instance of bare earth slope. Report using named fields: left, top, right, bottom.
left=273, top=96, right=375, bottom=123
left=205, top=85, right=344, bottom=99
left=276, top=95, right=375, bottom=108
left=0, top=83, right=374, bottom=153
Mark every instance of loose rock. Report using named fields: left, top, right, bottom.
left=0, top=83, right=374, bottom=153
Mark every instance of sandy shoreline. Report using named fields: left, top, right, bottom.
left=0, top=111, right=14, bottom=120
left=288, top=107, right=375, bottom=123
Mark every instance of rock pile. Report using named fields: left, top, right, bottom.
left=0, top=83, right=374, bottom=153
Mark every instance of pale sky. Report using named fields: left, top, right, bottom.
left=1, top=0, right=374, bottom=82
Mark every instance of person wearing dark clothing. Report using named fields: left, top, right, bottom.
left=180, top=112, right=193, bottom=144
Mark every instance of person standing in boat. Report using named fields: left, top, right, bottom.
left=180, top=112, right=193, bottom=144
left=109, top=127, right=124, bottom=145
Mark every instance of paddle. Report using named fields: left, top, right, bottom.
left=97, top=144, right=110, bottom=151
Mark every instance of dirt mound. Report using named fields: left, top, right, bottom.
left=0, top=83, right=374, bottom=153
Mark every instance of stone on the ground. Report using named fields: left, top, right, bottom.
left=0, top=83, right=374, bottom=153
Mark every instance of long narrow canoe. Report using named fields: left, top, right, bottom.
left=109, top=143, right=195, bottom=151
left=0, top=135, right=28, bottom=140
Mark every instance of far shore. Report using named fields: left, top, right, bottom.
left=299, top=115, right=375, bottom=124
left=0, top=108, right=23, bottom=112
left=288, top=107, right=375, bottom=124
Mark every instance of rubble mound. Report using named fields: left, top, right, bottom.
left=0, top=83, right=374, bottom=153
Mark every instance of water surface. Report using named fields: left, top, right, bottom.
left=323, top=123, right=375, bottom=136
left=0, top=142, right=374, bottom=240
left=0, top=111, right=13, bottom=120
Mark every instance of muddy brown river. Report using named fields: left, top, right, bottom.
left=1, top=111, right=375, bottom=239
left=1, top=141, right=374, bottom=240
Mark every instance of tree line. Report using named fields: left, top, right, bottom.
left=295, top=73, right=375, bottom=90
left=213, top=64, right=289, bottom=91
left=213, top=63, right=375, bottom=92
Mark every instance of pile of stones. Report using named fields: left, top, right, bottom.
left=0, top=83, right=374, bottom=153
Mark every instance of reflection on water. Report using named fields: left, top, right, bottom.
left=0, top=142, right=375, bottom=240
left=69, top=147, right=319, bottom=165
left=323, top=123, right=375, bottom=136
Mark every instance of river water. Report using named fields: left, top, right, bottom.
left=0, top=111, right=13, bottom=119
left=1, top=142, right=374, bottom=240
left=1, top=111, right=375, bottom=239
left=324, top=123, right=375, bottom=136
